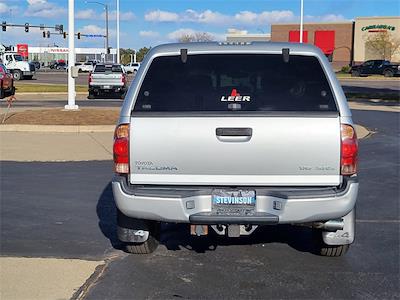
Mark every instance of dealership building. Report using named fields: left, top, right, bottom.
left=271, top=16, right=400, bottom=70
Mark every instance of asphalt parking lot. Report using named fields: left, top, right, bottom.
left=1, top=109, right=399, bottom=299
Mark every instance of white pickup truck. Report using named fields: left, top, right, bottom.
left=88, top=64, right=127, bottom=99
left=112, top=42, right=358, bottom=256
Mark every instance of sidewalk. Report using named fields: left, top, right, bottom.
left=0, top=131, right=112, bottom=161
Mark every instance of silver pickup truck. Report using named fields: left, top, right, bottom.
left=112, top=42, right=359, bottom=256
left=88, top=64, right=127, bottom=99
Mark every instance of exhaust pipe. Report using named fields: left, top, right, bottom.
left=313, top=219, right=344, bottom=232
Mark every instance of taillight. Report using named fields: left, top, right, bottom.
left=341, top=124, right=358, bottom=175
left=113, top=124, right=129, bottom=174
left=122, top=74, right=126, bottom=84
left=88, top=74, right=92, bottom=84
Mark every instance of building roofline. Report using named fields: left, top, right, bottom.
left=355, top=16, right=400, bottom=20
left=271, top=21, right=353, bottom=26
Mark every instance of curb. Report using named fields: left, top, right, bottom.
left=0, top=124, right=115, bottom=133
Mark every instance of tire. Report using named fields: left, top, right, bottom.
left=384, top=70, right=394, bottom=77
left=351, top=70, right=360, bottom=77
left=312, top=229, right=350, bottom=257
left=125, top=232, right=160, bottom=254
left=87, top=92, right=95, bottom=99
left=12, top=70, right=22, bottom=81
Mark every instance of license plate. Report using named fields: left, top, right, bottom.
left=103, top=85, right=111, bottom=89
left=212, top=189, right=256, bottom=215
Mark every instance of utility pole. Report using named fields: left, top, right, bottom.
left=116, top=0, right=120, bottom=63
left=105, top=4, right=109, bottom=54
left=65, top=0, right=78, bottom=110
left=86, top=1, right=109, bottom=56
left=299, top=0, right=304, bottom=43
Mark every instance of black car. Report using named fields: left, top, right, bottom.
left=31, top=61, right=41, bottom=70
left=49, top=60, right=67, bottom=70
left=351, top=60, right=400, bottom=77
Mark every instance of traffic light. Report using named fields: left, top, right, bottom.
left=59, top=24, right=63, bottom=34
left=47, top=31, right=50, bottom=38
left=107, top=47, right=111, bottom=54
left=25, top=23, right=29, bottom=32
left=63, top=32, right=67, bottom=39
left=77, top=32, right=81, bottom=39
left=42, top=31, right=46, bottom=38
left=2, top=22, right=6, bottom=32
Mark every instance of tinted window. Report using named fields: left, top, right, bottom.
left=134, top=54, right=337, bottom=112
left=94, top=65, right=123, bottom=73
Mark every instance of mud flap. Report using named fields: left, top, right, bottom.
left=117, top=209, right=150, bottom=243
left=322, top=208, right=355, bottom=245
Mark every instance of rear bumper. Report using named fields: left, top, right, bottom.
left=112, top=176, right=358, bottom=224
left=89, top=85, right=126, bottom=93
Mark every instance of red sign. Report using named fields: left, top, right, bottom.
left=17, top=44, right=29, bottom=58
left=314, top=31, right=335, bottom=55
left=289, top=30, right=308, bottom=43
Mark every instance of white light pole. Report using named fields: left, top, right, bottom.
left=116, top=0, right=120, bottom=63
left=65, top=0, right=78, bottom=110
left=299, top=0, right=304, bottom=43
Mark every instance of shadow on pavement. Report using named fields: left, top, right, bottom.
left=97, top=183, right=318, bottom=255
left=161, top=223, right=318, bottom=255
left=96, top=183, right=124, bottom=251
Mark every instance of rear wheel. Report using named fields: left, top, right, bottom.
left=384, top=69, right=394, bottom=77
left=125, top=231, right=160, bottom=254
left=87, top=91, right=95, bottom=99
left=312, top=229, right=350, bottom=257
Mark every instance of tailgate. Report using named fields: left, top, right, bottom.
left=90, top=74, right=123, bottom=86
left=129, top=53, right=342, bottom=187
left=130, top=116, right=341, bottom=186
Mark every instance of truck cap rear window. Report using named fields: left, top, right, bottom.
left=94, top=64, right=123, bottom=73
left=134, top=54, right=337, bottom=112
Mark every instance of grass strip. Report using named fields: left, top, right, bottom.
left=14, top=84, right=87, bottom=93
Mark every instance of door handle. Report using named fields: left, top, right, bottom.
left=216, top=128, right=252, bottom=142
left=216, top=128, right=252, bottom=137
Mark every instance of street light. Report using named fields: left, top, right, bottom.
left=116, top=0, right=120, bottom=63
left=86, top=1, right=109, bottom=55
left=299, top=0, right=304, bottom=43
left=65, top=0, right=78, bottom=110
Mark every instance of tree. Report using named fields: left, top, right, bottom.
left=177, top=32, right=215, bottom=43
left=364, top=31, right=400, bottom=61
left=136, top=47, right=151, bottom=62
left=119, top=47, right=151, bottom=64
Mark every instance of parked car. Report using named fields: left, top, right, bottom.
left=49, top=60, right=67, bottom=70
left=112, top=42, right=359, bottom=256
left=31, top=60, right=41, bottom=70
left=88, top=64, right=127, bottom=99
left=79, top=62, right=94, bottom=73
left=0, top=63, right=15, bottom=99
left=124, top=62, right=140, bottom=74
left=351, top=59, right=400, bottom=77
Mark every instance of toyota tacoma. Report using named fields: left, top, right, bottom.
left=112, top=42, right=359, bottom=256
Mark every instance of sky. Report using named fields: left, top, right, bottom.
left=0, top=0, right=399, bottom=49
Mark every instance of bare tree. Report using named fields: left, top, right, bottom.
left=365, top=31, right=400, bottom=61
left=178, top=32, right=215, bottom=43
